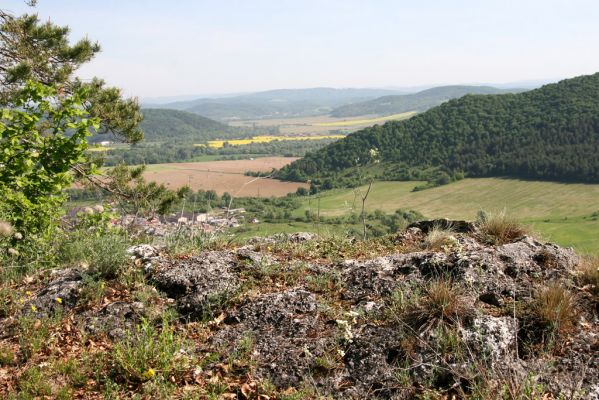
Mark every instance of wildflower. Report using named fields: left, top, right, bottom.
left=55, top=297, right=63, bottom=304
left=30, top=305, right=37, bottom=312
left=25, top=291, right=32, bottom=296
left=7, top=248, right=19, bottom=257
left=142, top=368, right=156, bottom=379
left=14, top=232, right=23, bottom=240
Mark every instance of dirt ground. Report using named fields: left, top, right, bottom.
left=143, top=157, right=308, bottom=197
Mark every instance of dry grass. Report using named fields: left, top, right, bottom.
left=578, top=257, right=599, bottom=296
left=422, top=224, right=456, bottom=251
left=533, top=285, right=578, bottom=337
left=477, top=210, right=528, bottom=245
left=405, top=280, right=470, bottom=331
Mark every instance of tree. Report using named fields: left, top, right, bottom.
left=0, top=5, right=143, bottom=144
left=0, top=81, right=98, bottom=235
left=104, top=165, right=179, bottom=217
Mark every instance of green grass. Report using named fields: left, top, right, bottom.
left=292, top=178, right=599, bottom=254
left=232, top=221, right=354, bottom=241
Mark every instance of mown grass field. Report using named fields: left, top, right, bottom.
left=291, top=178, right=599, bottom=254
left=312, top=112, right=417, bottom=127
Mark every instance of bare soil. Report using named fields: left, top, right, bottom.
left=143, top=156, right=308, bottom=197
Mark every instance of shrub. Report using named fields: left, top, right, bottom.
left=476, top=210, right=528, bottom=245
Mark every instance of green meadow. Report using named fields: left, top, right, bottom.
left=288, top=178, right=599, bottom=254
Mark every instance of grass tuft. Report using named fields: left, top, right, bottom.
left=477, top=210, right=528, bottom=245
left=113, top=317, right=190, bottom=383
left=422, top=224, right=456, bottom=251
left=578, top=257, right=599, bottom=297
left=405, top=279, right=470, bottom=331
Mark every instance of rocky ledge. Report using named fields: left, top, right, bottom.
left=2, top=223, right=598, bottom=399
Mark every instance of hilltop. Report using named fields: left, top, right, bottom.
left=0, top=220, right=597, bottom=398
left=330, top=85, right=524, bottom=117
left=278, top=73, right=599, bottom=186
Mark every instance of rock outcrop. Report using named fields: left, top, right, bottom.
left=8, top=224, right=598, bottom=399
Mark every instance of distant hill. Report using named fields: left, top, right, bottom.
left=278, top=73, right=599, bottom=186
left=153, top=87, right=404, bottom=120
left=139, top=109, right=243, bottom=142
left=330, top=85, right=525, bottom=117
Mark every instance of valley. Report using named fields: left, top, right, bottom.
left=287, top=178, right=599, bottom=254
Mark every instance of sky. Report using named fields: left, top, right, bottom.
left=3, top=0, right=599, bottom=99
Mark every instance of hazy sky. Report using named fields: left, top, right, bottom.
left=4, top=0, right=599, bottom=98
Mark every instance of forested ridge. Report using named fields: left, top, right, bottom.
left=137, top=108, right=243, bottom=142
left=278, top=73, right=599, bottom=185
left=330, top=85, right=521, bottom=117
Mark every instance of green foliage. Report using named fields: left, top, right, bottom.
left=0, top=81, right=97, bottom=238
left=0, top=8, right=142, bottom=143
left=136, top=108, right=244, bottom=143
left=59, top=229, right=129, bottom=278
left=113, top=317, right=189, bottom=383
left=105, top=164, right=181, bottom=216
left=280, top=73, right=599, bottom=186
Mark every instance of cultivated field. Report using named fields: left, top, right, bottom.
left=230, top=112, right=416, bottom=135
left=201, top=134, right=345, bottom=148
left=293, top=178, right=599, bottom=254
left=143, top=156, right=308, bottom=197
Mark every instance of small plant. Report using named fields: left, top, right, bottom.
left=14, top=366, right=54, bottom=398
left=476, top=210, right=528, bottom=245
left=305, top=271, right=342, bottom=295
left=17, top=313, right=61, bottom=360
left=59, top=230, right=129, bottom=278
left=228, top=333, right=255, bottom=368
left=78, top=275, right=106, bottom=309
left=422, top=224, right=456, bottom=251
left=113, top=317, right=190, bottom=382
left=0, top=344, right=16, bottom=366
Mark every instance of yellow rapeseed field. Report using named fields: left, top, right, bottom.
left=198, top=134, right=346, bottom=149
